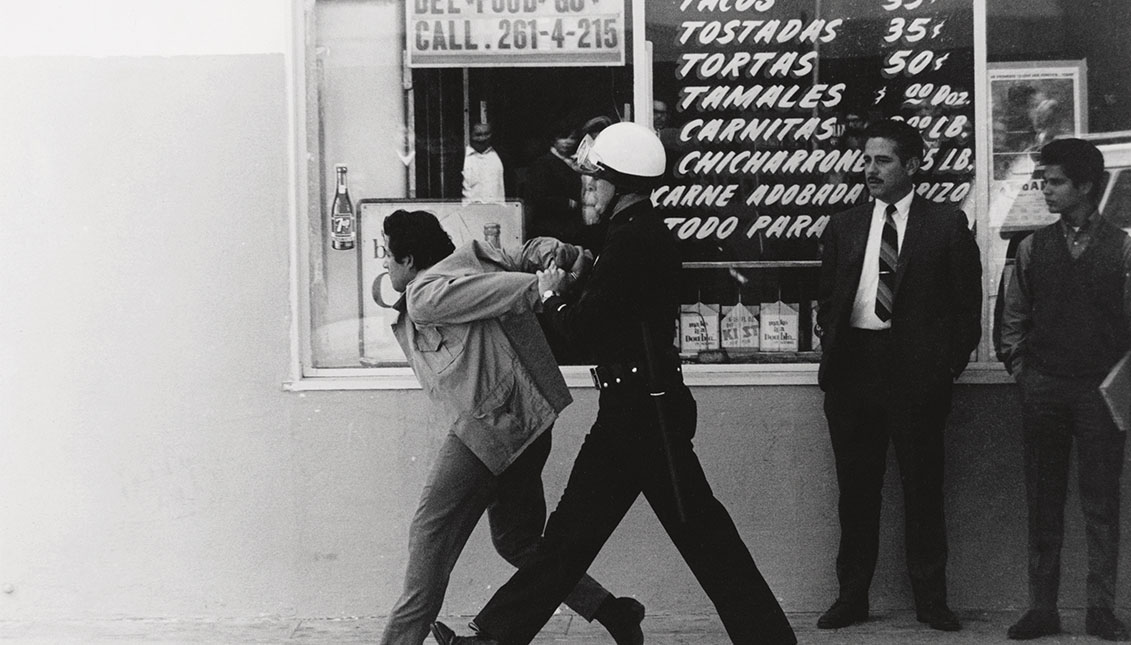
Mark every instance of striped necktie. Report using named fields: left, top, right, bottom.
left=874, top=203, right=898, bottom=322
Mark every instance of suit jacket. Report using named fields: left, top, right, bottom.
left=817, top=195, right=982, bottom=392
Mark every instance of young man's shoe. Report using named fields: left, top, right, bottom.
left=1007, top=609, right=1061, bottom=640
left=916, top=603, right=961, bottom=632
left=816, top=599, right=868, bottom=629
left=430, top=621, right=498, bottom=645
left=1086, top=608, right=1130, bottom=641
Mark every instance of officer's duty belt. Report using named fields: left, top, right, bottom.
left=590, top=360, right=683, bottom=392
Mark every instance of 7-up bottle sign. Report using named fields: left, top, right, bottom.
left=330, top=164, right=355, bottom=251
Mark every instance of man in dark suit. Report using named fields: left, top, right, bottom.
left=815, top=119, right=982, bottom=632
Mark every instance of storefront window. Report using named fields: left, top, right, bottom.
left=304, top=0, right=637, bottom=377
left=293, top=0, right=1130, bottom=385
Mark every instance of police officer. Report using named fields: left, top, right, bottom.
left=431, top=122, right=797, bottom=645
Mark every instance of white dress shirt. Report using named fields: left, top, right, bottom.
left=850, top=191, right=914, bottom=330
left=461, top=146, right=505, bottom=203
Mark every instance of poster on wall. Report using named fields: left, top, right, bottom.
left=407, top=0, right=626, bottom=67
left=986, top=60, right=1087, bottom=235
left=356, top=199, right=525, bottom=366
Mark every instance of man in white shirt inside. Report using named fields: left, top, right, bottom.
left=462, top=122, right=506, bottom=203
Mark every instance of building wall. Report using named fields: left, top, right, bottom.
left=1, top=0, right=1127, bottom=624
left=0, top=50, right=299, bottom=618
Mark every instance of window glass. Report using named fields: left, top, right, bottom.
left=648, top=0, right=975, bottom=363
left=308, top=0, right=635, bottom=371
left=301, top=0, right=1131, bottom=380
left=1102, top=169, right=1131, bottom=231
left=984, top=1, right=1131, bottom=361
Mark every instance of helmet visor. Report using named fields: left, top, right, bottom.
left=572, top=133, right=601, bottom=175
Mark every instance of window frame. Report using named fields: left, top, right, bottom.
left=286, top=0, right=1011, bottom=391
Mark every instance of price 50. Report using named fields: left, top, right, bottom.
left=883, top=49, right=950, bottom=77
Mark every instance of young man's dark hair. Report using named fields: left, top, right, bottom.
left=1039, top=138, right=1105, bottom=202
left=864, top=119, right=925, bottom=164
left=383, top=209, right=455, bottom=270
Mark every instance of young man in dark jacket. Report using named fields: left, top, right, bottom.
left=1000, top=139, right=1131, bottom=641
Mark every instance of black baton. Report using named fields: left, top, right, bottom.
left=640, top=320, right=688, bottom=523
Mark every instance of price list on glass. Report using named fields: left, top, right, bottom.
left=651, top=0, right=975, bottom=263
left=873, top=0, right=976, bottom=207
left=408, top=0, right=626, bottom=67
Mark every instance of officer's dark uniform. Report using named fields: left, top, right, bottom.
left=470, top=199, right=797, bottom=645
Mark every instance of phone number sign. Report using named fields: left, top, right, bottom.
left=407, top=0, right=625, bottom=67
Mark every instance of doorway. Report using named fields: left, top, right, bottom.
left=412, top=66, right=633, bottom=200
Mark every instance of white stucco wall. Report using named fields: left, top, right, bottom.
left=0, top=1, right=298, bottom=619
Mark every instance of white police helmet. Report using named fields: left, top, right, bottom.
left=574, top=121, right=666, bottom=190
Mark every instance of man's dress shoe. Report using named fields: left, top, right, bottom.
left=917, top=603, right=961, bottom=631
left=817, top=599, right=868, bottom=629
left=430, top=621, right=497, bottom=645
left=1087, top=608, right=1130, bottom=641
left=597, top=596, right=645, bottom=645
left=1007, top=609, right=1061, bottom=640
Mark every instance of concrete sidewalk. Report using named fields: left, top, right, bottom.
left=2, top=609, right=1127, bottom=644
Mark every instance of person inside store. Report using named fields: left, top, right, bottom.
left=839, top=109, right=870, bottom=151
left=652, top=98, right=670, bottom=132
left=999, top=138, right=1131, bottom=642
left=652, top=98, right=679, bottom=150
left=462, top=122, right=506, bottom=203
left=430, top=122, right=797, bottom=645
left=814, top=118, right=982, bottom=633
left=524, top=118, right=584, bottom=244
left=651, top=97, right=682, bottom=182
left=524, top=115, right=614, bottom=250
left=827, top=107, right=872, bottom=187
left=527, top=114, right=612, bottom=364
left=377, top=209, right=646, bottom=645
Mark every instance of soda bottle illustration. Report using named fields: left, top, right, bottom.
left=330, top=164, right=355, bottom=251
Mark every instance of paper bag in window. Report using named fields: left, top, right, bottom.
left=680, top=301, right=719, bottom=352
left=759, top=300, right=799, bottom=352
left=721, top=301, right=759, bottom=351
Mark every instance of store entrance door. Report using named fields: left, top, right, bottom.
left=412, top=66, right=632, bottom=202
